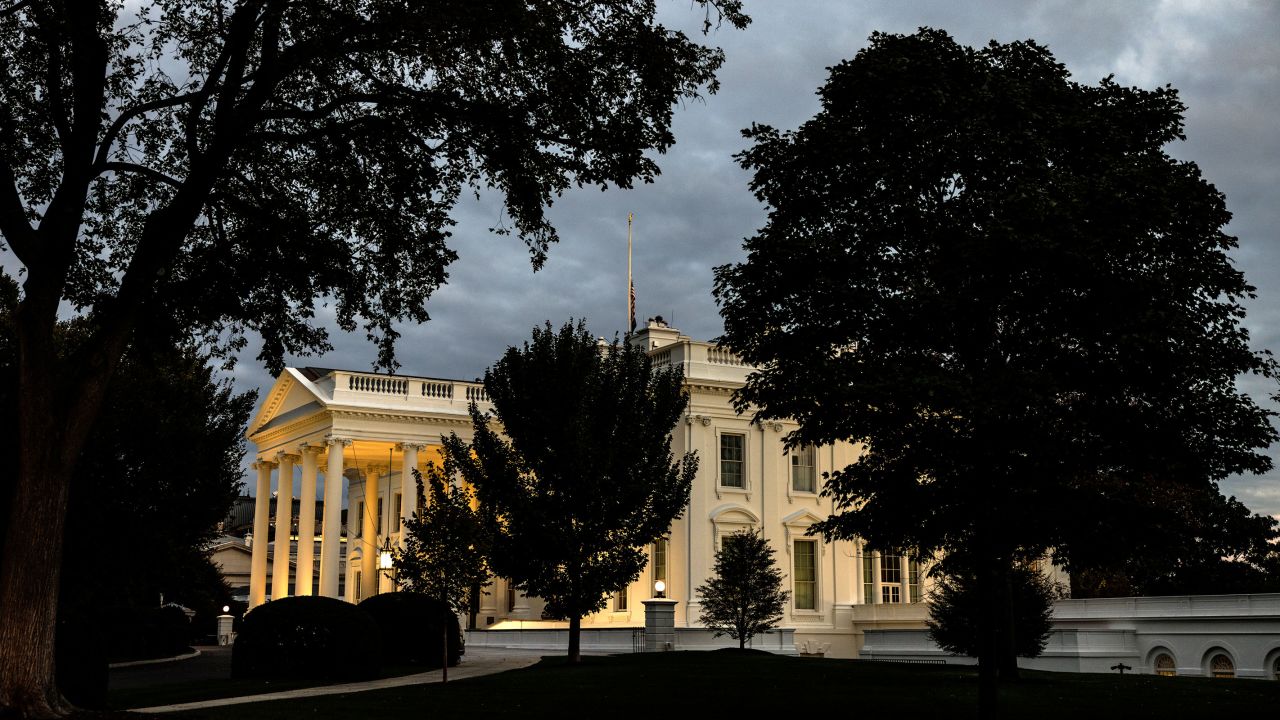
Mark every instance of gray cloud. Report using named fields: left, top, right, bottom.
left=208, top=2, right=1280, bottom=515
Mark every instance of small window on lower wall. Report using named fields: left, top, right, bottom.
left=614, top=587, right=629, bottom=611
left=1210, top=653, right=1235, bottom=679
left=1154, top=653, right=1176, bottom=677
left=794, top=540, right=816, bottom=610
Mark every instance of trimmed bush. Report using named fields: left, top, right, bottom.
left=106, top=604, right=191, bottom=663
left=231, top=596, right=381, bottom=680
left=357, top=592, right=462, bottom=667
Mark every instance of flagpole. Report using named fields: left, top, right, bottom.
left=627, top=212, right=634, bottom=335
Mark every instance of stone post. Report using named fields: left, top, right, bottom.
left=643, top=598, right=679, bottom=652
left=217, top=613, right=235, bottom=646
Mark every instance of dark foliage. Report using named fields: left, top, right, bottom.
left=696, top=530, right=789, bottom=649
left=713, top=28, right=1278, bottom=700
left=357, top=592, right=461, bottom=668
left=0, top=2, right=747, bottom=712
left=231, top=596, right=381, bottom=681
left=456, top=320, right=697, bottom=662
left=928, top=564, right=1061, bottom=659
left=395, top=466, right=491, bottom=614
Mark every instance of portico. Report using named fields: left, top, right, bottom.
left=245, top=367, right=488, bottom=608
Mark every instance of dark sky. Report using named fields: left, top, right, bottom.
left=41, top=2, right=1280, bottom=515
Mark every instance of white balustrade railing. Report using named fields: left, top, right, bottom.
left=706, top=347, right=745, bottom=366
left=332, top=371, right=489, bottom=411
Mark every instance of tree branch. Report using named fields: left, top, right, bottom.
left=29, top=3, right=73, bottom=155
left=101, top=161, right=183, bottom=189
left=0, top=155, right=35, bottom=264
left=0, top=0, right=32, bottom=19
left=93, top=90, right=207, bottom=171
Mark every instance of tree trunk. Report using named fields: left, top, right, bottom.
left=997, top=565, right=1019, bottom=681
left=567, top=615, right=581, bottom=664
left=441, top=612, right=448, bottom=683
left=0, top=308, right=118, bottom=718
left=977, top=558, right=999, bottom=720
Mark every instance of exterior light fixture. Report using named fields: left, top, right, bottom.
left=654, top=580, right=666, bottom=599
left=222, top=605, right=230, bottom=614
left=379, top=548, right=394, bottom=570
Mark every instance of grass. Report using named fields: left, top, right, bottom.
left=108, top=663, right=429, bottom=710
left=157, top=650, right=1280, bottom=719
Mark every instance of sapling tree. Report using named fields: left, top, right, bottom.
left=696, top=529, right=789, bottom=649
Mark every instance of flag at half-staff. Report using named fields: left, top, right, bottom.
left=627, top=212, right=636, bottom=334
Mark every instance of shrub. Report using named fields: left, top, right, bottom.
left=927, top=563, right=1062, bottom=659
left=358, top=592, right=462, bottom=667
left=106, top=604, right=191, bottom=663
left=231, top=596, right=381, bottom=680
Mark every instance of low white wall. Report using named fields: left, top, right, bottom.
left=860, top=593, right=1280, bottom=679
left=465, top=626, right=798, bottom=655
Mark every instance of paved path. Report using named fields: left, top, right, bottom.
left=110, top=646, right=232, bottom=691
left=130, top=647, right=545, bottom=714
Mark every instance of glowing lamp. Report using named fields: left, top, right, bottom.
left=379, top=549, right=394, bottom=570
left=222, top=605, right=230, bottom=614
left=654, top=580, right=666, bottom=599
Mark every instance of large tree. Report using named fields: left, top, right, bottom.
left=454, top=320, right=697, bottom=664
left=0, top=1, right=746, bottom=714
left=713, top=28, right=1277, bottom=715
left=0, top=275, right=253, bottom=706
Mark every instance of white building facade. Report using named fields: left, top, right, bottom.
left=245, top=319, right=1278, bottom=671
left=246, top=320, right=938, bottom=657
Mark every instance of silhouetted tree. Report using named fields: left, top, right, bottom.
left=928, top=561, right=1061, bottom=661
left=0, top=2, right=747, bottom=713
left=714, top=28, right=1277, bottom=717
left=395, top=462, right=491, bottom=680
left=696, top=530, right=788, bottom=649
left=455, top=320, right=696, bottom=664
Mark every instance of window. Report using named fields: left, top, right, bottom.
left=393, top=493, right=402, bottom=532
left=507, top=583, right=516, bottom=612
left=720, top=433, right=745, bottom=488
left=880, top=554, right=901, bottom=604
left=791, top=445, right=817, bottom=493
left=1273, top=654, right=1280, bottom=681
left=377, top=497, right=384, bottom=535
left=356, top=501, right=364, bottom=537
left=907, top=558, right=921, bottom=603
left=794, top=540, right=816, bottom=610
left=1154, top=653, right=1176, bottom=677
left=862, top=554, right=874, bottom=605
left=614, top=586, right=629, bottom=611
left=652, top=538, right=668, bottom=587
left=1210, top=653, right=1234, bottom=679
left=354, top=570, right=362, bottom=602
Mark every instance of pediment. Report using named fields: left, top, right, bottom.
left=247, top=368, right=329, bottom=438
left=709, top=503, right=760, bottom=526
left=781, top=508, right=823, bottom=527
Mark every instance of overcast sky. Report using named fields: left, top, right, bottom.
left=218, top=2, right=1280, bottom=517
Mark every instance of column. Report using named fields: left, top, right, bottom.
left=361, top=465, right=379, bottom=600
left=249, top=460, right=274, bottom=609
left=295, top=444, right=321, bottom=596
left=319, top=436, right=349, bottom=598
left=271, top=453, right=297, bottom=600
left=397, top=442, right=424, bottom=542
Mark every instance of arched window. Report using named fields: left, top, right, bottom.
left=1272, top=654, right=1279, bottom=681
left=1210, top=653, right=1235, bottom=679
left=1153, top=653, right=1175, bottom=677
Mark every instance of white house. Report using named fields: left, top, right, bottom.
left=244, top=318, right=1279, bottom=674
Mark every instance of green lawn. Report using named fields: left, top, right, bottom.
left=108, top=663, right=428, bottom=711
left=161, top=650, right=1280, bottom=719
